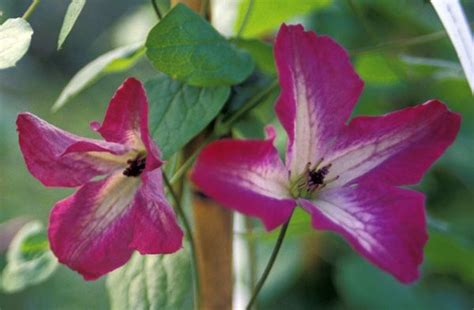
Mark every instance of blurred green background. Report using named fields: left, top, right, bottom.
left=1, top=0, right=473, bottom=309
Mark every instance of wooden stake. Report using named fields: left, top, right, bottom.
left=170, top=1, right=234, bottom=308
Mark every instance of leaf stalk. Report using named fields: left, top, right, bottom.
left=22, top=0, right=41, bottom=20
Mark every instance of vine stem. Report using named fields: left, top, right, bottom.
left=352, top=31, right=448, bottom=54
left=163, top=173, right=200, bottom=309
left=237, top=0, right=255, bottom=39
left=22, top=0, right=40, bottom=20
left=246, top=211, right=294, bottom=310
left=221, top=79, right=278, bottom=129
left=151, top=0, right=162, bottom=19
left=169, top=134, right=216, bottom=185
left=352, top=21, right=474, bottom=55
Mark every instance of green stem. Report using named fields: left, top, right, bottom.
left=236, top=0, right=255, bottom=39
left=352, top=31, right=447, bottom=55
left=349, top=15, right=473, bottom=55
left=170, top=133, right=217, bottom=185
left=163, top=173, right=200, bottom=309
left=221, top=79, right=278, bottom=129
left=165, top=81, right=281, bottom=307
left=345, top=0, right=406, bottom=81
left=22, top=0, right=40, bottom=20
left=246, top=212, right=294, bottom=310
left=346, top=0, right=378, bottom=42
left=151, top=0, right=162, bottom=20
left=245, top=217, right=257, bottom=293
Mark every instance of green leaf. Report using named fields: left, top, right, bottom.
left=57, top=0, right=86, bottom=50
left=0, top=18, right=33, bottom=69
left=235, top=0, right=332, bottom=38
left=1, top=221, right=58, bottom=293
left=146, top=4, right=254, bottom=87
left=146, top=73, right=230, bottom=159
left=52, top=43, right=145, bottom=111
left=106, top=250, right=192, bottom=310
left=103, top=47, right=146, bottom=73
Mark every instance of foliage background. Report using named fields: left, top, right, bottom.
left=1, top=0, right=473, bottom=309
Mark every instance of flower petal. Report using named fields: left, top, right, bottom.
left=130, top=169, right=183, bottom=254
left=48, top=173, right=140, bottom=279
left=300, top=183, right=427, bottom=283
left=324, top=100, right=461, bottom=187
left=17, top=112, right=131, bottom=187
left=191, top=132, right=295, bottom=231
left=48, top=170, right=182, bottom=280
left=274, top=24, right=363, bottom=178
left=94, top=78, right=162, bottom=171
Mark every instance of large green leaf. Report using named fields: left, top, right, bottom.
left=146, top=4, right=254, bottom=87
left=235, top=0, right=332, bottom=38
left=1, top=221, right=58, bottom=293
left=57, top=0, right=87, bottom=49
left=52, top=42, right=145, bottom=111
left=0, top=18, right=33, bottom=69
left=106, top=250, right=192, bottom=310
left=145, top=73, right=230, bottom=159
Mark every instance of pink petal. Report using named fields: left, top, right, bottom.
left=323, top=100, right=461, bottom=187
left=191, top=133, right=295, bottom=231
left=130, top=169, right=184, bottom=254
left=17, top=112, right=131, bottom=187
left=300, top=183, right=427, bottom=283
left=274, top=24, right=363, bottom=178
left=94, top=78, right=162, bottom=171
left=48, top=170, right=182, bottom=280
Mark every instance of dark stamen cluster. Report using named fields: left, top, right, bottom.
left=290, top=160, right=339, bottom=199
left=123, top=156, right=146, bottom=177
left=308, top=164, right=331, bottom=186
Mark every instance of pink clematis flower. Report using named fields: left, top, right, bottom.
left=191, top=25, right=461, bottom=283
left=17, top=78, right=183, bottom=280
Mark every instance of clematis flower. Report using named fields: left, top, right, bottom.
left=17, top=78, right=183, bottom=280
left=191, top=25, right=461, bottom=283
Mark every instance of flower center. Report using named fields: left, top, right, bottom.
left=123, top=155, right=146, bottom=177
left=289, top=159, right=339, bottom=199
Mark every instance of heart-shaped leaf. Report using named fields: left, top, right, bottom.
left=146, top=4, right=254, bottom=87
left=146, top=73, right=230, bottom=159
